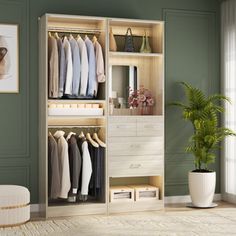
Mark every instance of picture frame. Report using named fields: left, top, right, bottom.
left=0, top=23, right=19, bottom=93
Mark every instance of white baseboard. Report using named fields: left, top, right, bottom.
left=222, top=193, right=236, bottom=204
left=30, top=204, right=39, bottom=212
left=164, top=194, right=222, bottom=204
left=213, top=194, right=222, bottom=201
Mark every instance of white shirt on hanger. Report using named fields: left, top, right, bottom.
left=54, top=130, right=71, bottom=199
left=81, top=140, right=92, bottom=195
left=77, top=36, right=89, bottom=96
left=63, top=36, right=73, bottom=95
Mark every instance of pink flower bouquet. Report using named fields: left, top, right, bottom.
left=128, top=85, right=154, bottom=108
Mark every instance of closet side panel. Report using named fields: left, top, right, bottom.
left=38, top=14, right=48, bottom=218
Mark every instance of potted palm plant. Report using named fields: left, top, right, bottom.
left=170, top=82, right=235, bottom=207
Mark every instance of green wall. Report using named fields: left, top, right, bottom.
left=0, top=0, right=220, bottom=203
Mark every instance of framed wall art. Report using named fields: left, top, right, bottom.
left=0, top=24, right=19, bottom=93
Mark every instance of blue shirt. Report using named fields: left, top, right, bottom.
left=84, top=37, right=97, bottom=97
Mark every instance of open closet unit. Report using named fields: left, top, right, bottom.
left=39, top=13, right=164, bottom=218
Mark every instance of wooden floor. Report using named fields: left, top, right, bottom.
left=1, top=201, right=236, bottom=235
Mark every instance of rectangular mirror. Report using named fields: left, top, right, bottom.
left=109, top=65, right=138, bottom=108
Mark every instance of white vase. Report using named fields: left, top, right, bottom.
left=188, top=171, right=216, bottom=207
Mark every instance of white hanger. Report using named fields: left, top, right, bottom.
left=93, top=133, right=106, bottom=148
left=86, top=133, right=99, bottom=148
left=66, top=131, right=76, bottom=141
left=54, top=130, right=65, bottom=139
left=79, top=131, right=85, bottom=138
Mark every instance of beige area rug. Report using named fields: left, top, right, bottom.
left=1, top=203, right=236, bottom=236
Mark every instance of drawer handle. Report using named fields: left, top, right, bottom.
left=129, top=164, right=141, bottom=169
left=116, top=125, right=128, bottom=129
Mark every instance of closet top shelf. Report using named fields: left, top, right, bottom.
left=109, top=18, right=164, bottom=27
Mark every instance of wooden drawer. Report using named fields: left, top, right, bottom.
left=109, top=155, right=163, bottom=177
left=109, top=199, right=164, bottom=213
left=108, top=137, right=164, bottom=156
left=137, top=116, right=164, bottom=137
left=108, top=117, right=136, bottom=137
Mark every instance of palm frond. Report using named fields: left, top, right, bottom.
left=207, top=94, right=231, bottom=104
left=168, top=101, right=188, bottom=108
left=170, top=81, right=235, bottom=170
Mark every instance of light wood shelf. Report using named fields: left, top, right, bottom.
left=48, top=115, right=105, bottom=119
left=109, top=51, right=163, bottom=57
left=48, top=116, right=106, bottom=127
left=48, top=99, right=106, bottom=104
left=47, top=203, right=107, bottom=217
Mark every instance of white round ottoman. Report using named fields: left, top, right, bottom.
left=0, top=185, right=30, bottom=227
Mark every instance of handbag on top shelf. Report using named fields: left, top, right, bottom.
left=124, top=27, right=135, bottom=52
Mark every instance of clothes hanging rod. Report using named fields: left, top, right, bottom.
left=48, top=26, right=102, bottom=34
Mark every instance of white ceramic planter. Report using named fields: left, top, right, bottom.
left=188, top=171, right=216, bottom=207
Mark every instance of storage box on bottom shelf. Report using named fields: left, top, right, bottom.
left=48, top=107, right=104, bottom=116
left=128, top=185, right=159, bottom=201
left=109, top=186, right=134, bottom=202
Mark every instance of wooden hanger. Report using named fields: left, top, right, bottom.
left=86, top=133, right=99, bottom=148
left=69, top=33, right=73, bottom=39
left=93, top=133, right=106, bottom=148
left=92, top=35, right=97, bottom=43
left=48, top=32, right=52, bottom=37
left=54, top=32, right=59, bottom=39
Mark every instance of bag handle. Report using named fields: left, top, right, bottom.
left=125, top=27, right=133, bottom=36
